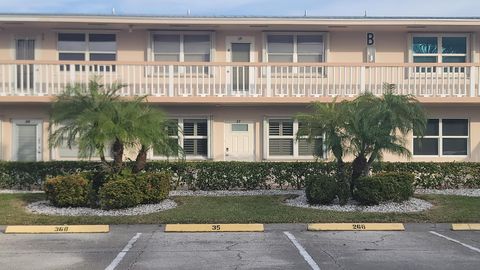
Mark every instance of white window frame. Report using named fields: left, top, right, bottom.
left=50, top=124, right=113, bottom=161
left=409, top=33, right=470, bottom=64
left=149, top=116, right=212, bottom=160
left=413, top=118, right=469, bottom=157
left=264, top=117, right=326, bottom=160
left=149, top=31, right=215, bottom=63
left=57, top=32, right=117, bottom=62
left=51, top=141, right=113, bottom=161
left=263, top=32, right=327, bottom=63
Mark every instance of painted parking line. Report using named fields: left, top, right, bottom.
left=283, top=231, right=321, bottom=270
left=429, top=231, right=480, bottom=254
left=105, top=232, right=142, bottom=270
left=452, top=224, right=480, bottom=231
left=164, top=223, right=264, bottom=232
left=308, top=223, right=404, bottom=231
left=4, top=225, right=109, bottom=234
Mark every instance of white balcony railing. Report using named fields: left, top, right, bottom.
left=1, top=61, right=480, bottom=98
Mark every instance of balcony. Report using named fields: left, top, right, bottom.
left=1, top=61, right=480, bottom=103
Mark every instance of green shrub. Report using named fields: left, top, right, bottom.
left=136, top=172, right=171, bottom=204
left=44, top=175, right=92, bottom=207
left=354, top=172, right=415, bottom=205
left=98, top=179, right=142, bottom=210
left=305, top=174, right=337, bottom=205
left=1, top=161, right=479, bottom=191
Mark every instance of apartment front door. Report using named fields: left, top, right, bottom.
left=12, top=119, right=42, bottom=161
left=15, top=38, right=35, bottom=91
left=224, top=121, right=255, bottom=161
left=226, top=36, right=254, bottom=93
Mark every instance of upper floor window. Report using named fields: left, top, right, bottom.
left=58, top=33, right=117, bottom=61
left=412, top=34, right=468, bottom=64
left=266, top=33, right=324, bottom=63
left=58, top=33, right=116, bottom=72
left=152, top=33, right=212, bottom=62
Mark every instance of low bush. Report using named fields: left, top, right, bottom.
left=98, top=179, right=142, bottom=210
left=44, top=174, right=92, bottom=207
left=305, top=174, right=338, bottom=205
left=136, top=172, right=171, bottom=204
left=354, top=172, right=415, bottom=205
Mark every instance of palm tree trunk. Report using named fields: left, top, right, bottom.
left=365, top=154, right=377, bottom=176
left=112, top=138, right=124, bottom=172
left=133, top=145, right=148, bottom=173
left=336, top=159, right=350, bottom=205
left=351, top=155, right=367, bottom=194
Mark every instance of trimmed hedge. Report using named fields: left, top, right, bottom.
left=98, top=179, right=142, bottom=210
left=0, top=161, right=103, bottom=190
left=44, top=174, right=93, bottom=207
left=135, top=172, right=171, bottom=204
left=305, top=175, right=337, bottom=205
left=1, top=161, right=479, bottom=191
left=354, top=172, right=415, bottom=205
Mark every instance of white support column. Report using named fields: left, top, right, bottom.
left=168, top=65, right=174, bottom=97
left=262, top=116, right=268, bottom=160
left=470, top=66, right=477, bottom=97
left=266, top=66, right=272, bottom=97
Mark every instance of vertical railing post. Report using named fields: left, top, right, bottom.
left=266, top=66, right=272, bottom=97
left=360, top=65, right=366, bottom=93
left=470, top=66, right=476, bottom=97
left=69, top=64, right=75, bottom=87
left=168, top=65, right=174, bottom=97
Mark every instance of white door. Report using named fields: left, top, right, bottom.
left=13, top=120, right=42, bottom=161
left=224, top=121, right=255, bottom=161
left=15, top=38, right=36, bottom=93
left=226, top=36, right=255, bottom=94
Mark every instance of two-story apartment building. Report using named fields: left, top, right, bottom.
left=0, top=14, right=479, bottom=162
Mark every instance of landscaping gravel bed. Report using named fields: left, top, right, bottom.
left=26, top=199, right=177, bottom=216
left=415, top=188, right=480, bottom=197
left=0, top=189, right=44, bottom=194
left=169, top=189, right=304, bottom=197
left=4, top=188, right=480, bottom=197
left=285, top=193, right=433, bottom=213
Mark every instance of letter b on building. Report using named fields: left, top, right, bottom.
left=366, top=32, right=375, bottom=46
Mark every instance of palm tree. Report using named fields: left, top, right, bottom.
left=297, top=84, right=427, bottom=196
left=346, top=85, right=427, bottom=188
left=49, top=78, right=181, bottom=173
left=49, top=79, right=120, bottom=166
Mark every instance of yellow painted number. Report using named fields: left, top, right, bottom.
left=352, top=224, right=366, bottom=230
left=211, top=225, right=221, bottom=231
left=54, top=226, right=69, bottom=232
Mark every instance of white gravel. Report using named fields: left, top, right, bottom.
left=26, top=199, right=177, bottom=216
left=285, top=193, right=433, bottom=213
left=415, top=188, right=480, bottom=197
left=169, top=189, right=304, bottom=197
left=4, top=188, right=480, bottom=197
left=0, top=189, right=44, bottom=194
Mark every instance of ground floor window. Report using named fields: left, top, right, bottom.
left=266, top=118, right=323, bottom=159
left=153, top=117, right=210, bottom=159
left=413, top=118, right=469, bottom=156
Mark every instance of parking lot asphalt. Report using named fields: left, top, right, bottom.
left=0, top=224, right=479, bottom=270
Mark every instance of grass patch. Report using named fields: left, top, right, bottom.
left=0, top=193, right=479, bottom=225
